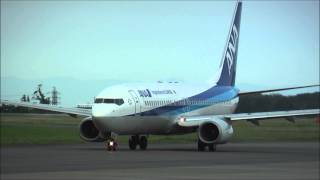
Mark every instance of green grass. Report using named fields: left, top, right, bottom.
left=231, top=119, right=319, bottom=142
left=0, top=114, right=83, bottom=145
left=0, top=113, right=319, bottom=146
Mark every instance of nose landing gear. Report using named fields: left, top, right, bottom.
left=104, top=132, right=118, bottom=151
left=129, top=135, right=148, bottom=150
left=105, top=138, right=118, bottom=151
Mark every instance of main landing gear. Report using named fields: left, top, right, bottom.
left=129, top=135, right=148, bottom=150
left=198, top=139, right=217, bottom=152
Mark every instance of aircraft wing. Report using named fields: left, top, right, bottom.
left=0, top=100, right=91, bottom=117
left=178, top=109, right=320, bottom=127
left=239, top=84, right=319, bottom=96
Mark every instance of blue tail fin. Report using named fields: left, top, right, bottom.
left=216, top=1, right=242, bottom=87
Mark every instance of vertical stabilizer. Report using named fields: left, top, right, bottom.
left=215, top=1, right=242, bottom=87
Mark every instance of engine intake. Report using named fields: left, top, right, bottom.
left=79, top=117, right=104, bottom=142
left=198, top=118, right=233, bottom=144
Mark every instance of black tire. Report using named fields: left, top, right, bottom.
left=129, top=137, right=137, bottom=150
left=139, top=136, right=148, bottom=150
left=106, top=143, right=111, bottom=151
left=198, top=139, right=206, bottom=151
left=106, top=139, right=116, bottom=151
left=208, top=143, right=217, bottom=152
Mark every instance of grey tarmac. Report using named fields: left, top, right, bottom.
left=1, top=142, right=319, bottom=180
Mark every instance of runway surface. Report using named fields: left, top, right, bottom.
left=1, top=142, right=319, bottom=180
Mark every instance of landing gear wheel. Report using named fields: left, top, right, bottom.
left=139, top=136, right=148, bottom=150
left=208, top=143, right=217, bottom=152
left=128, top=135, right=148, bottom=150
left=106, top=138, right=118, bottom=151
left=129, top=136, right=138, bottom=150
left=197, top=139, right=206, bottom=151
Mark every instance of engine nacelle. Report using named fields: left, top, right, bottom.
left=198, top=118, right=233, bottom=144
left=79, top=117, right=104, bottom=142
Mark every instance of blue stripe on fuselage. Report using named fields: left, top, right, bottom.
left=135, top=86, right=239, bottom=116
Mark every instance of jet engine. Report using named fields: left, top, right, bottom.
left=79, top=117, right=104, bottom=142
left=198, top=118, right=233, bottom=144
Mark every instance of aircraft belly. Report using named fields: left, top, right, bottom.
left=93, top=116, right=173, bottom=135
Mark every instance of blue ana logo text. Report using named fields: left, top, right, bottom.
left=138, top=89, right=152, bottom=97
left=226, top=25, right=238, bottom=75
left=138, top=89, right=176, bottom=97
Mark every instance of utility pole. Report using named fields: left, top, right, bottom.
left=20, top=94, right=26, bottom=102
left=51, top=86, right=60, bottom=105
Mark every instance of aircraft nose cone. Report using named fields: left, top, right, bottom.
left=91, top=104, right=114, bottom=132
left=92, top=104, right=109, bottom=118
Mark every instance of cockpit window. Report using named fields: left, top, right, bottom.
left=103, top=99, right=114, bottom=104
left=114, top=99, right=124, bottom=105
left=95, top=98, right=124, bottom=105
left=94, top=98, right=103, bottom=103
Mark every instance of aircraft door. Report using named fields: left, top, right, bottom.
left=128, top=90, right=141, bottom=115
left=183, top=99, right=191, bottom=113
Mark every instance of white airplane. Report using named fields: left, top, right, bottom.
left=1, top=1, right=319, bottom=151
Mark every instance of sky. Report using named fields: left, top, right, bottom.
left=1, top=0, right=319, bottom=105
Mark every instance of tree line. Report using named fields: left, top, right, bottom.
left=236, top=92, right=319, bottom=113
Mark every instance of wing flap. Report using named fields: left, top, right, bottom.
left=1, top=100, right=91, bottom=117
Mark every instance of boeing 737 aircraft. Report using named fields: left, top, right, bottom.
left=1, top=1, right=319, bottom=151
